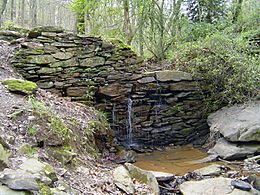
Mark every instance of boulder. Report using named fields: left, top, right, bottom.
left=124, top=163, right=160, bottom=195
left=0, top=169, right=39, bottom=191
left=193, top=164, right=222, bottom=176
left=180, top=177, right=258, bottom=195
left=155, top=70, right=192, bottom=82
left=0, top=184, right=28, bottom=195
left=113, top=165, right=135, bottom=194
left=19, top=158, right=57, bottom=182
left=0, top=143, right=10, bottom=171
left=208, top=138, right=257, bottom=160
left=208, top=101, right=260, bottom=142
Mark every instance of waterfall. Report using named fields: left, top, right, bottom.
left=155, top=80, right=162, bottom=119
left=112, top=103, right=116, bottom=128
left=127, top=98, right=133, bottom=146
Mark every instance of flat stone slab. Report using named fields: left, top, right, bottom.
left=155, top=70, right=192, bottom=82
left=193, top=164, right=222, bottom=176
left=149, top=171, right=175, bottom=182
left=180, top=177, right=258, bottom=195
left=208, top=138, right=257, bottom=160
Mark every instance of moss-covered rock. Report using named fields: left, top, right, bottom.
left=47, top=147, right=77, bottom=165
left=2, top=79, right=37, bottom=95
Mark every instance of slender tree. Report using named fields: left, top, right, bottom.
left=0, top=0, right=8, bottom=27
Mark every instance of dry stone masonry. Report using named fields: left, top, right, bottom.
left=7, top=26, right=208, bottom=147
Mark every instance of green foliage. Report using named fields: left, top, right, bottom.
left=86, top=110, right=110, bottom=135
left=38, top=182, right=53, bottom=195
left=29, top=96, right=50, bottom=115
left=28, top=96, right=70, bottom=140
left=20, top=144, right=38, bottom=157
left=28, top=125, right=38, bottom=136
left=49, top=117, right=69, bottom=138
left=173, top=32, right=260, bottom=110
left=2, top=20, right=15, bottom=30
left=186, top=0, right=227, bottom=23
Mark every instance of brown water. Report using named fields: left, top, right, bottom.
left=134, top=145, right=214, bottom=176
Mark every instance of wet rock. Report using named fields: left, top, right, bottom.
left=208, top=101, right=260, bottom=142
left=180, top=177, right=258, bottom=195
left=113, top=165, right=135, bottom=194
left=98, top=83, right=128, bottom=97
left=150, top=171, right=175, bottom=182
left=231, top=180, right=252, bottom=191
left=208, top=138, right=257, bottom=160
left=0, top=184, right=28, bottom=195
left=0, top=169, right=39, bottom=191
left=124, top=163, right=160, bottom=195
left=248, top=175, right=260, bottom=191
left=193, top=164, right=222, bottom=176
left=0, top=143, right=10, bottom=171
left=155, top=70, right=192, bottom=82
left=193, top=154, right=218, bottom=163
left=116, top=150, right=137, bottom=164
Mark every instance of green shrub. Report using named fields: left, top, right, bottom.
left=173, top=32, right=259, bottom=111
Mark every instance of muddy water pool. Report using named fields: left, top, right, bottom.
left=134, top=145, right=217, bottom=175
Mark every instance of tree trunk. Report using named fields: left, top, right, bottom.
left=20, top=0, right=25, bottom=25
left=0, top=0, right=8, bottom=28
left=30, top=0, right=37, bottom=27
left=123, top=0, right=133, bottom=45
left=233, top=0, right=243, bottom=23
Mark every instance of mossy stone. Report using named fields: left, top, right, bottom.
left=2, top=79, right=37, bottom=95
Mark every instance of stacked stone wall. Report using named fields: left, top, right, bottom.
left=6, top=27, right=209, bottom=147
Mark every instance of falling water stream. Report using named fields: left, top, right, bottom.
left=112, top=103, right=116, bottom=128
left=127, top=98, right=133, bottom=146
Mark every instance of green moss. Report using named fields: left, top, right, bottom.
left=43, top=164, right=58, bottom=182
left=38, top=182, right=53, bottom=195
left=2, top=79, right=37, bottom=94
left=19, top=144, right=38, bottom=157
left=50, top=117, right=69, bottom=138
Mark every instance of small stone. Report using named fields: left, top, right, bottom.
left=193, top=164, right=222, bottom=176
left=231, top=180, right=251, bottom=191
left=150, top=171, right=175, bottom=182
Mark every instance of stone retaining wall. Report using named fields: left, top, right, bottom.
left=6, top=27, right=208, bottom=147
